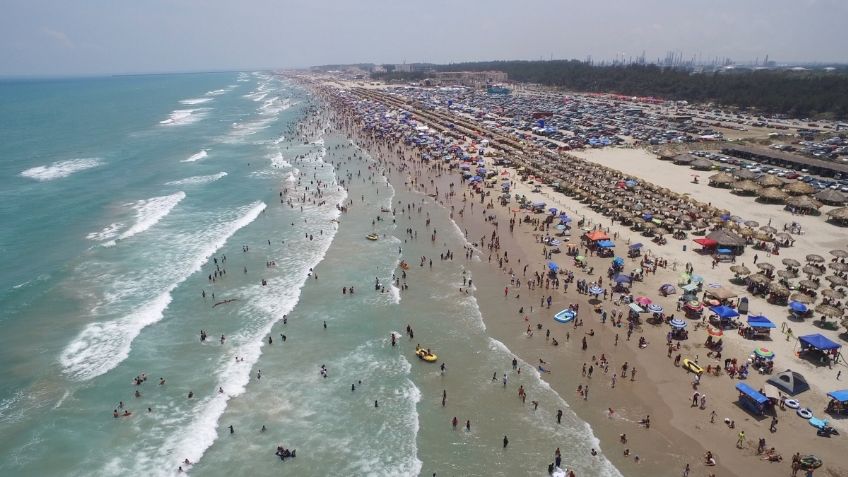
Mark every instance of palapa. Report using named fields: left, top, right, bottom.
left=829, top=262, right=848, bottom=272
left=758, top=174, right=785, bottom=188
left=734, top=169, right=758, bottom=180
left=830, top=249, right=848, bottom=258
left=806, top=254, right=825, bottom=263
left=826, top=207, right=848, bottom=223
left=782, top=258, right=801, bottom=267
left=784, top=181, right=815, bottom=195
left=815, top=188, right=847, bottom=205
left=690, top=158, right=714, bottom=170
left=822, top=288, right=846, bottom=300
left=747, top=273, right=771, bottom=284
left=826, top=275, right=848, bottom=287
left=802, top=264, right=825, bottom=276
left=744, top=220, right=760, bottom=228
left=769, top=282, right=790, bottom=295
left=790, top=293, right=814, bottom=304
left=709, top=172, right=735, bottom=186
left=799, top=279, right=820, bottom=290
left=815, top=304, right=844, bottom=317
left=786, top=195, right=821, bottom=210
left=756, top=262, right=775, bottom=272
left=732, top=179, right=761, bottom=195
left=758, top=187, right=788, bottom=202
left=730, top=264, right=751, bottom=275
left=777, top=269, right=797, bottom=279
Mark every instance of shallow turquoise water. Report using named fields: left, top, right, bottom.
left=0, top=73, right=621, bottom=477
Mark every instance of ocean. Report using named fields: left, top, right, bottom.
left=0, top=72, right=620, bottom=476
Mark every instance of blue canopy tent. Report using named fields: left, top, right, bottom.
left=597, top=240, right=615, bottom=248
left=798, top=334, right=841, bottom=351
left=613, top=274, right=632, bottom=284
left=747, top=315, right=776, bottom=329
left=828, top=390, right=848, bottom=403
left=547, top=261, right=559, bottom=273
left=629, top=243, right=643, bottom=250
left=710, top=305, right=740, bottom=319
left=735, top=382, right=770, bottom=415
left=717, top=248, right=733, bottom=255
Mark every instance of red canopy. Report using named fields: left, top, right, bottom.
left=693, top=238, right=718, bottom=247
left=585, top=230, right=610, bottom=241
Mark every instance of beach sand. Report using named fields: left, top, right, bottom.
left=319, top=87, right=848, bottom=476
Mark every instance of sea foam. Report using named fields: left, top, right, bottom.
left=20, top=158, right=102, bottom=181
left=165, top=172, right=227, bottom=186
left=103, top=192, right=186, bottom=246
left=160, top=108, right=210, bottom=126
left=60, top=201, right=267, bottom=381
left=182, top=150, right=208, bottom=163
left=179, top=97, right=213, bottom=105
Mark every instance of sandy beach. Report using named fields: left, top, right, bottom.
left=313, top=76, right=848, bottom=477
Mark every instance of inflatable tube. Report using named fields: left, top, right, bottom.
left=799, top=455, right=822, bottom=470
left=797, top=408, right=813, bottom=419
left=366, top=233, right=379, bottom=241
left=784, top=399, right=800, bottom=409
left=554, top=309, right=576, bottom=324
left=415, top=349, right=437, bottom=363
left=682, top=358, right=704, bottom=375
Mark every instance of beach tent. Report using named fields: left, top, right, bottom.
left=628, top=303, right=644, bottom=313
left=629, top=243, right=643, bottom=250
left=767, top=370, right=810, bottom=396
left=693, top=238, right=718, bottom=248
left=827, top=390, right=848, bottom=403
left=597, top=240, right=616, bottom=248
left=798, top=334, right=841, bottom=351
left=747, top=315, right=776, bottom=329
left=681, top=283, right=699, bottom=293
left=614, top=274, right=632, bottom=285
left=706, top=287, right=737, bottom=301
left=585, top=230, right=609, bottom=241
left=736, top=382, right=769, bottom=415
left=710, top=305, right=739, bottom=319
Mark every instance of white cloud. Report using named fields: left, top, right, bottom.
left=40, top=26, right=74, bottom=48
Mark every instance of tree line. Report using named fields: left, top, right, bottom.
left=372, top=60, right=848, bottom=119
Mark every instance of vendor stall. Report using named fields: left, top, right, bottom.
left=797, top=334, right=842, bottom=365
left=735, top=382, right=770, bottom=416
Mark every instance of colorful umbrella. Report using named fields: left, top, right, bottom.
left=588, top=286, right=604, bottom=296
left=670, top=318, right=687, bottom=328
left=753, top=347, right=775, bottom=360
left=707, top=326, right=724, bottom=337
left=647, top=304, right=664, bottom=313
left=634, top=296, right=652, bottom=306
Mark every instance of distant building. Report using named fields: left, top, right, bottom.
left=433, top=71, right=508, bottom=87
left=394, top=63, right=413, bottom=73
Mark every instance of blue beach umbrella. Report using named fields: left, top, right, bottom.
left=548, top=261, right=560, bottom=273
left=789, top=301, right=809, bottom=314
left=670, top=318, right=687, bottom=328
left=613, top=274, right=632, bottom=284
left=588, top=286, right=604, bottom=296
left=647, top=304, right=664, bottom=313
left=612, top=257, right=625, bottom=267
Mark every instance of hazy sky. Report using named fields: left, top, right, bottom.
left=1, top=0, right=846, bottom=76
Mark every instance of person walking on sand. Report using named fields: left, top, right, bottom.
left=736, top=430, right=745, bottom=448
